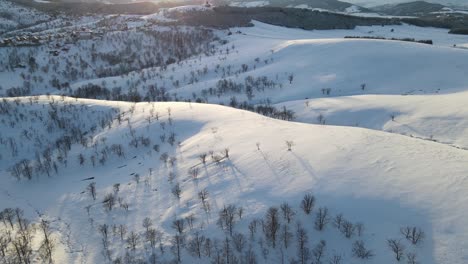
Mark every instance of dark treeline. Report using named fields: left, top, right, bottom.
left=344, top=36, right=433, bottom=45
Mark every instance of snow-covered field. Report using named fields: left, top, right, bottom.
left=2, top=3, right=468, bottom=264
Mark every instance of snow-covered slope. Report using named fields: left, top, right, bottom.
left=346, top=0, right=468, bottom=8
left=47, top=22, right=467, bottom=107
left=0, top=0, right=51, bottom=35
left=1, top=97, right=468, bottom=263
left=3, top=20, right=468, bottom=102
left=277, top=91, right=468, bottom=149
left=2, top=7, right=468, bottom=264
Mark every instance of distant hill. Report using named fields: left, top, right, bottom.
left=373, top=1, right=446, bottom=16
left=344, top=0, right=468, bottom=8
left=214, top=0, right=356, bottom=12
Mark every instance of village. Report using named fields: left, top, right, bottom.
left=0, top=13, right=173, bottom=61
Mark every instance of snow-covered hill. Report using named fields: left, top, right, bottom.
left=277, top=91, right=468, bottom=150
left=0, top=0, right=51, bottom=35
left=1, top=4, right=468, bottom=264
left=4, top=21, right=467, bottom=103
left=346, top=0, right=468, bottom=8
left=1, top=96, right=468, bottom=264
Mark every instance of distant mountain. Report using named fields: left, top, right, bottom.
left=373, top=1, right=447, bottom=16
left=344, top=0, right=468, bottom=8
left=213, top=0, right=358, bottom=12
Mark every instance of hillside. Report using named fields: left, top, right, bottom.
left=1, top=2, right=468, bottom=264
left=1, top=97, right=468, bottom=264
left=2, top=21, right=468, bottom=103
left=277, top=91, right=468, bottom=150
left=219, top=0, right=355, bottom=11
left=346, top=0, right=468, bottom=8
left=374, top=1, right=446, bottom=16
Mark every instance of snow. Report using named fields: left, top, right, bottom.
left=166, top=5, right=211, bottom=12
left=1, top=97, right=468, bottom=263
left=1, top=7, right=468, bottom=264
left=0, top=0, right=50, bottom=35
left=230, top=1, right=270, bottom=8
left=345, top=5, right=361, bottom=13
left=149, top=21, right=468, bottom=104
left=276, top=91, right=468, bottom=150
left=141, top=11, right=176, bottom=22
left=141, top=4, right=212, bottom=22
left=44, top=22, right=466, bottom=110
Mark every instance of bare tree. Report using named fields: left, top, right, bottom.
left=312, top=240, right=326, bottom=264
left=146, top=228, right=161, bottom=249
left=87, top=182, right=96, bottom=200
left=118, top=224, right=127, bottom=241
left=103, top=193, right=115, bottom=211
left=204, top=238, right=213, bottom=258
left=328, top=255, right=343, bottom=264
left=242, top=245, right=258, bottom=264
left=142, top=217, right=153, bottom=233
left=232, top=232, right=246, bottom=252
left=127, top=231, right=139, bottom=251
left=288, top=74, right=294, bottom=84
left=333, top=214, right=344, bottom=229
left=134, top=174, right=140, bottom=184
left=280, top=202, right=295, bottom=224
left=406, top=252, right=418, bottom=264
left=329, top=254, right=342, bottom=264
left=78, top=153, right=85, bottom=166
left=286, top=140, right=294, bottom=151
left=199, top=153, right=207, bottom=165
left=387, top=239, right=405, bottom=262
left=38, top=219, right=55, bottom=264
left=400, top=226, right=424, bottom=245
left=217, top=205, right=237, bottom=236
left=2, top=208, right=15, bottom=228
left=189, top=167, right=199, bottom=180
left=352, top=240, right=373, bottom=259
left=355, top=222, right=364, bottom=237
left=314, top=207, right=329, bottom=231
left=113, top=183, right=120, bottom=194
left=222, top=236, right=236, bottom=264
left=185, top=214, right=196, bottom=230
left=187, top=232, right=205, bottom=258
left=280, top=224, right=293, bottom=249
left=264, top=207, right=280, bottom=248
left=248, top=219, right=258, bottom=240
left=296, top=224, right=310, bottom=264
left=172, top=219, right=185, bottom=235
left=198, top=188, right=210, bottom=213
left=300, top=194, right=315, bottom=215
left=171, top=234, right=184, bottom=263
left=341, top=220, right=354, bottom=238
left=172, top=183, right=182, bottom=200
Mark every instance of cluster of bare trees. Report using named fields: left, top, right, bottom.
left=5, top=97, right=185, bottom=183
left=386, top=226, right=425, bottom=263
left=0, top=208, right=55, bottom=264
left=3, top=97, right=119, bottom=180
left=2, top=26, right=218, bottom=98
left=43, top=182, right=428, bottom=264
